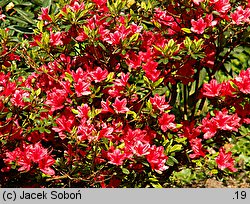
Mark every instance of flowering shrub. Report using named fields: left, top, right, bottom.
left=0, top=0, right=250, bottom=187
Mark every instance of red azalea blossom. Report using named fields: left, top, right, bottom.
left=193, top=0, right=205, bottom=5
left=213, top=109, right=241, bottom=132
left=52, top=114, right=75, bottom=139
left=233, top=68, right=250, bottom=94
left=142, top=60, right=161, bottom=82
left=69, top=0, right=85, bottom=12
left=189, top=138, right=206, bottom=159
left=216, top=147, right=237, bottom=172
left=3, top=143, right=55, bottom=175
left=158, top=113, right=176, bottom=132
left=201, top=115, right=218, bottom=139
left=107, top=148, right=127, bottom=166
left=202, top=79, right=222, bottom=97
left=131, top=141, right=151, bottom=157
left=210, top=0, right=231, bottom=15
left=50, top=32, right=64, bottom=46
left=76, top=104, right=90, bottom=119
left=191, top=18, right=207, bottom=34
left=146, top=145, right=168, bottom=173
left=91, top=67, right=108, bottom=83
left=150, top=94, right=170, bottom=113
left=10, top=89, right=30, bottom=107
left=45, top=88, right=68, bottom=112
left=38, top=7, right=52, bottom=22
left=112, top=98, right=129, bottom=114
left=231, top=6, right=250, bottom=25
left=101, top=99, right=114, bottom=113
left=74, top=79, right=91, bottom=97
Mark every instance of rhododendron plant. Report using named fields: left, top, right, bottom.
left=0, top=0, right=250, bottom=187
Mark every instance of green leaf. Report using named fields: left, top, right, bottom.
left=151, top=182, right=162, bottom=188
left=6, top=112, right=13, bottom=119
left=72, top=109, right=79, bottom=115
left=7, top=16, right=29, bottom=25
left=8, top=25, right=34, bottom=34
left=169, top=156, right=178, bottom=164
left=170, top=144, right=183, bottom=153
left=35, top=88, right=41, bottom=96
left=42, top=0, right=51, bottom=8
left=121, top=168, right=130, bottom=175
left=14, top=8, right=36, bottom=24
left=148, top=177, right=158, bottom=182
left=129, top=33, right=139, bottom=43
left=98, top=42, right=106, bottom=51
left=152, top=77, right=164, bottom=88
left=181, top=28, right=191, bottom=33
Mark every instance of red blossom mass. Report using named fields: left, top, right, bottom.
left=215, top=147, right=237, bottom=172
left=1, top=0, right=249, bottom=187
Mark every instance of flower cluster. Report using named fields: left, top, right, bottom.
left=0, top=0, right=249, bottom=187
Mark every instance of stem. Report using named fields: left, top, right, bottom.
left=183, top=84, right=188, bottom=120
left=191, top=65, right=201, bottom=120
left=169, top=84, right=177, bottom=106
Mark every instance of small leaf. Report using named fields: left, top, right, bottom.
left=181, top=28, right=191, bottom=33
left=43, top=0, right=52, bottom=8
left=72, top=109, right=79, bottom=115
left=152, top=77, right=164, bottom=88
left=121, top=168, right=130, bottom=175
left=8, top=25, right=34, bottom=34
left=151, top=183, right=162, bottom=188
left=170, top=144, right=183, bottom=153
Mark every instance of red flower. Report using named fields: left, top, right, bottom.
left=202, top=79, right=221, bottom=97
left=150, top=94, right=170, bottom=113
left=112, top=98, right=129, bottom=114
left=52, top=114, right=75, bottom=139
left=146, top=145, right=168, bottom=173
left=75, top=31, right=88, bottom=42
left=233, top=68, right=250, bottom=94
left=189, top=138, right=206, bottom=159
left=142, top=60, right=161, bottom=82
left=107, top=148, right=127, bottom=166
left=76, top=104, right=90, bottom=118
left=220, top=81, right=236, bottom=97
left=201, top=115, right=218, bottom=139
left=193, top=0, right=205, bottom=5
left=191, top=18, right=207, bottom=34
left=101, top=99, right=114, bottom=113
left=38, top=7, right=52, bottom=22
left=210, top=0, right=231, bottom=15
left=31, top=143, right=48, bottom=162
left=125, top=51, right=142, bottom=69
left=91, top=67, right=108, bottom=83
left=131, top=141, right=150, bottom=157
left=69, top=0, right=85, bottom=12
left=179, top=121, right=201, bottom=140
left=50, top=32, right=63, bottom=46
left=114, top=72, right=130, bottom=87
left=74, top=79, right=91, bottom=97
left=10, top=89, right=30, bottom=107
left=213, top=109, right=241, bottom=132
left=215, top=147, right=237, bottom=172
left=3, top=143, right=55, bottom=175
left=45, top=88, right=67, bottom=112
left=204, top=14, right=218, bottom=27
left=72, top=67, right=86, bottom=83
left=38, top=155, right=55, bottom=175
left=158, top=113, right=176, bottom=132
